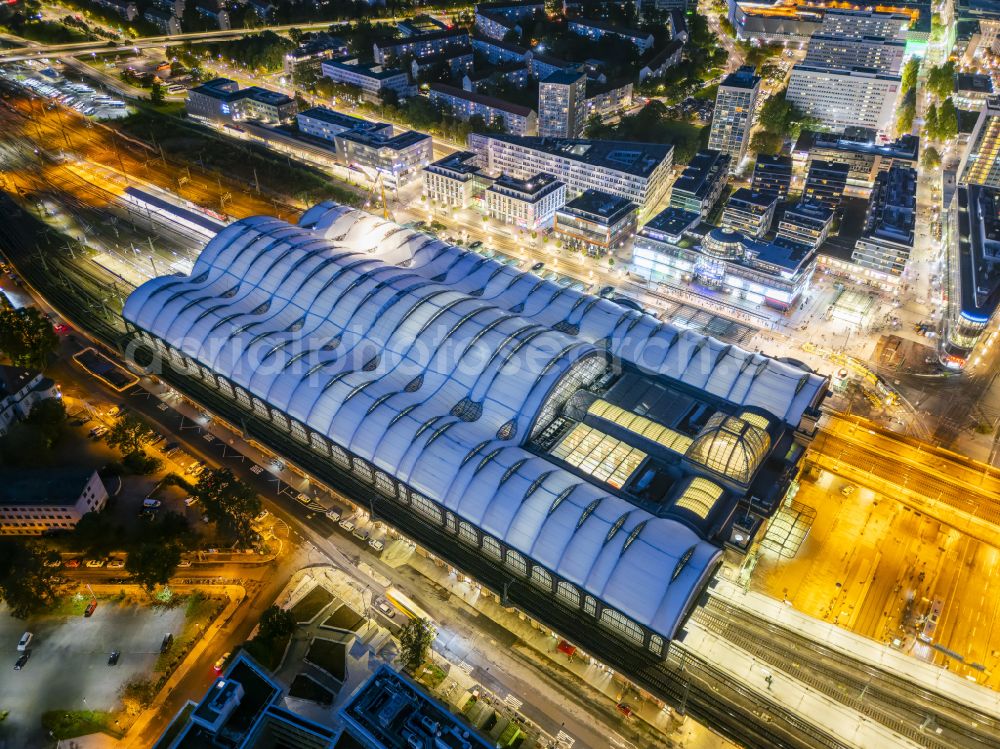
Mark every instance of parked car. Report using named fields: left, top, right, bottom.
left=325, top=506, right=344, bottom=522
left=375, top=600, right=395, bottom=619
left=254, top=510, right=269, bottom=523
left=352, top=527, right=370, bottom=542
left=85, top=559, right=105, bottom=568
left=17, top=632, right=32, bottom=651
left=108, top=650, right=120, bottom=666
left=296, top=492, right=311, bottom=505
left=64, top=558, right=80, bottom=569
left=368, top=536, right=385, bottom=552
left=107, top=558, right=125, bottom=569
left=43, top=558, right=62, bottom=568
left=469, top=240, right=483, bottom=249
left=184, top=496, right=198, bottom=506
left=84, top=600, right=98, bottom=617
left=177, top=559, right=192, bottom=568
left=142, top=498, right=161, bottom=509
left=339, top=516, right=356, bottom=533
left=840, top=484, right=857, bottom=497
left=14, top=652, right=29, bottom=671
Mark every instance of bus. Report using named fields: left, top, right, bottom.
left=385, top=587, right=434, bottom=626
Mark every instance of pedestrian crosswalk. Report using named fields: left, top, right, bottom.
left=503, top=693, right=523, bottom=711
left=556, top=730, right=575, bottom=747
left=455, top=660, right=472, bottom=676
left=250, top=464, right=263, bottom=474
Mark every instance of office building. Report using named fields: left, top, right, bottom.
left=123, top=204, right=828, bottom=674
left=154, top=652, right=340, bottom=749
left=553, top=189, right=637, bottom=255
left=469, top=133, right=672, bottom=211
left=942, top=182, right=1000, bottom=368
left=334, top=128, right=432, bottom=189
left=567, top=19, right=656, bottom=53
left=423, top=151, right=495, bottom=209
left=0, top=365, right=59, bottom=437
left=296, top=106, right=390, bottom=143
left=850, top=164, right=917, bottom=286
left=186, top=78, right=297, bottom=124
left=669, top=150, right=730, bottom=218
left=729, top=4, right=915, bottom=46
left=803, top=160, right=850, bottom=210
left=429, top=83, right=538, bottom=135
left=485, top=172, right=566, bottom=228
left=792, top=128, right=918, bottom=190
left=0, top=468, right=107, bottom=535
left=320, top=57, right=413, bottom=101
left=722, top=189, right=779, bottom=238
left=374, top=29, right=470, bottom=65
left=633, top=208, right=817, bottom=310
left=786, top=65, right=900, bottom=134
left=538, top=70, right=587, bottom=138
left=751, top=155, right=793, bottom=201
left=777, top=201, right=834, bottom=250
left=802, top=33, right=905, bottom=73
left=707, top=66, right=761, bottom=168
left=960, top=96, right=1000, bottom=188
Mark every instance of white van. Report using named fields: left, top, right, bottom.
left=143, top=498, right=162, bottom=509
left=17, top=632, right=32, bottom=651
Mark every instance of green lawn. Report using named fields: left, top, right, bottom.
left=154, top=592, right=224, bottom=673
left=41, top=710, right=122, bottom=740
left=289, top=674, right=334, bottom=705
left=305, top=638, right=346, bottom=681
left=290, top=586, right=333, bottom=623
left=242, top=632, right=291, bottom=671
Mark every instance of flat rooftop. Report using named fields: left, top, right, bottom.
left=477, top=133, right=672, bottom=178
left=324, top=56, right=407, bottom=80
left=560, top=188, right=636, bottom=220
left=430, top=83, right=533, bottom=116
left=0, top=467, right=96, bottom=507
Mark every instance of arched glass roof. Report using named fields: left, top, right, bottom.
left=685, top=413, right=771, bottom=486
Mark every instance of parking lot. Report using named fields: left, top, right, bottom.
left=0, top=601, right=186, bottom=747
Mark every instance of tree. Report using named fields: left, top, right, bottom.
left=0, top=540, right=62, bottom=618
left=399, top=616, right=436, bottom=674
left=922, top=146, right=941, bottom=169
left=126, top=542, right=181, bottom=593
left=150, top=81, right=165, bottom=105
left=104, top=411, right=155, bottom=456
left=937, top=97, right=959, bottom=141
left=24, top=397, right=66, bottom=444
left=0, top=306, right=58, bottom=370
left=900, top=57, right=920, bottom=95
left=119, top=676, right=157, bottom=715
left=924, top=102, right=939, bottom=140
left=896, top=90, right=916, bottom=136
left=758, top=88, right=811, bottom=139
left=258, top=605, right=296, bottom=640
left=191, top=467, right=261, bottom=545
left=926, top=61, right=955, bottom=100
left=71, top=511, right=124, bottom=558
left=750, top=131, right=783, bottom=156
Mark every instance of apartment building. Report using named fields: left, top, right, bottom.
left=538, top=70, right=587, bottom=138
left=803, top=159, right=850, bottom=210
left=567, top=19, right=655, bottom=53
left=468, top=133, right=673, bottom=212
left=411, top=50, right=475, bottom=80
left=0, top=365, right=59, bottom=437
left=792, top=128, right=918, bottom=190
left=471, top=34, right=531, bottom=65
left=282, top=34, right=347, bottom=75
left=707, top=66, right=761, bottom=168
left=803, top=33, right=905, bottom=74
left=320, top=56, right=413, bottom=101
left=639, top=39, right=684, bottom=81
left=777, top=201, right=835, bottom=250
left=0, top=468, right=108, bottom=535
left=584, top=80, right=633, bottom=120
left=373, top=29, right=470, bottom=65
left=485, top=172, right=566, bottom=229
left=751, top=154, right=793, bottom=201
left=430, top=83, right=538, bottom=135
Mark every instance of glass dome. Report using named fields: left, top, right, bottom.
left=685, top=412, right=771, bottom=485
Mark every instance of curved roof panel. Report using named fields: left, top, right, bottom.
left=122, top=204, right=826, bottom=640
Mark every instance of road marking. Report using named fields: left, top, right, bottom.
left=203, top=433, right=215, bottom=442
left=250, top=464, right=263, bottom=474
left=456, top=661, right=471, bottom=676
left=157, top=402, right=168, bottom=410
left=503, top=693, right=522, bottom=711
